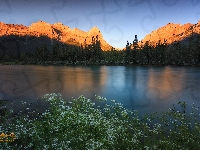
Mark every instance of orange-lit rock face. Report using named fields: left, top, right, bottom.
left=0, top=21, right=113, bottom=51
left=138, top=21, right=200, bottom=47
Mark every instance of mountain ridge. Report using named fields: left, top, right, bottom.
left=1, top=20, right=200, bottom=52
left=0, top=20, right=114, bottom=51
left=137, top=21, right=200, bottom=47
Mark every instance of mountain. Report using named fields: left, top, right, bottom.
left=0, top=21, right=113, bottom=51
left=137, top=21, right=200, bottom=47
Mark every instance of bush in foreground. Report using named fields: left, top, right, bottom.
left=0, top=93, right=200, bottom=149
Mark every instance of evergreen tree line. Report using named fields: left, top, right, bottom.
left=1, top=35, right=200, bottom=66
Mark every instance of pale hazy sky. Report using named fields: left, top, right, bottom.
left=1, top=0, right=200, bottom=49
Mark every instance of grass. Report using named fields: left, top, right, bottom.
left=0, top=93, right=200, bottom=150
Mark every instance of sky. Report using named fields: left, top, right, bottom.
left=0, top=0, right=200, bottom=49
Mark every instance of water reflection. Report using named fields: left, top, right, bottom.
left=0, top=65, right=200, bottom=120
left=147, top=67, right=184, bottom=102
left=61, top=66, right=107, bottom=100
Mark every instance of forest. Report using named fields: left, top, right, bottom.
left=1, top=34, right=200, bottom=66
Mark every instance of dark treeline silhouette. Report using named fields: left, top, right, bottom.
left=0, top=34, right=200, bottom=66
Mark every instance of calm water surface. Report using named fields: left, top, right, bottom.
left=0, top=65, right=200, bottom=121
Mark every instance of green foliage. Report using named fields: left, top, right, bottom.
left=1, top=93, right=200, bottom=149
left=89, top=35, right=103, bottom=63
left=34, top=43, right=51, bottom=62
left=2, top=52, right=17, bottom=62
left=1, top=34, right=200, bottom=66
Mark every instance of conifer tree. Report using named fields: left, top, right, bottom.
left=125, top=40, right=131, bottom=64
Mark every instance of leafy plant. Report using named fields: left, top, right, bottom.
left=0, top=94, right=199, bottom=149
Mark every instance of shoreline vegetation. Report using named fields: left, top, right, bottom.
left=0, top=93, right=200, bottom=149
left=0, top=60, right=164, bottom=66
left=0, top=60, right=199, bottom=67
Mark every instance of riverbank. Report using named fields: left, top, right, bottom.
left=1, top=60, right=199, bottom=67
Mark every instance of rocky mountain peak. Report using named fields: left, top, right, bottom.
left=0, top=21, right=113, bottom=51
left=138, top=21, right=200, bottom=47
left=89, top=26, right=101, bottom=33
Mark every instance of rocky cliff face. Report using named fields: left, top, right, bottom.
left=138, top=21, right=200, bottom=47
left=0, top=21, right=113, bottom=51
